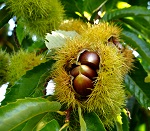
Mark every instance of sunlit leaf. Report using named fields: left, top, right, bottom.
left=0, top=98, right=61, bottom=130
left=78, top=106, right=86, bottom=131
left=145, top=73, right=150, bottom=83
left=45, top=31, right=78, bottom=50
left=115, top=115, right=123, bottom=131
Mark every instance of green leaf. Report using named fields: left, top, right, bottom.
left=34, top=112, right=58, bottom=131
left=131, top=16, right=150, bottom=30
left=32, top=70, right=50, bottom=97
left=124, top=73, right=150, bottom=108
left=125, top=59, right=150, bottom=109
left=105, top=0, right=118, bottom=12
left=27, top=40, right=46, bottom=52
left=40, top=119, right=60, bottom=131
left=121, top=109, right=129, bottom=131
left=0, top=98, right=61, bottom=131
left=83, top=0, right=107, bottom=14
left=103, top=6, right=150, bottom=21
left=121, top=18, right=150, bottom=39
left=78, top=106, right=86, bottom=131
left=83, top=112, right=106, bottom=131
left=129, top=60, right=150, bottom=97
left=121, top=31, right=150, bottom=64
left=60, top=0, right=83, bottom=18
left=16, top=22, right=26, bottom=45
left=22, top=113, right=47, bottom=131
left=1, top=60, right=55, bottom=105
left=12, top=122, right=27, bottom=131
left=0, top=6, right=12, bottom=29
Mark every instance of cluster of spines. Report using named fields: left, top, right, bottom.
left=6, top=50, right=46, bottom=85
left=0, top=50, right=9, bottom=86
left=59, top=19, right=88, bottom=34
left=7, top=0, right=64, bottom=37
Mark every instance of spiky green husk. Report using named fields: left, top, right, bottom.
left=0, top=50, right=9, bottom=86
left=59, top=19, right=88, bottom=34
left=52, top=22, right=134, bottom=127
left=6, top=50, right=46, bottom=85
left=7, top=0, right=64, bottom=37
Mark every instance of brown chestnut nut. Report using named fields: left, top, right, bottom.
left=73, top=74, right=94, bottom=96
left=79, top=51, right=100, bottom=69
left=70, top=65, right=97, bottom=79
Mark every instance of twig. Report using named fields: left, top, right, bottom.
left=13, top=21, right=21, bottom=49
left=65, top=106, right=72, bottom=123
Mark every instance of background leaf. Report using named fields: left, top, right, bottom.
left=1, top=60, right=55, bottom=105
left=16, top=22, right=26, bottom=45
left=21, top=113, right=47, bottom=131
left=121, top=109, right=129, bottom=131
left=83, top=0, right=106, bottom=14
left=122, top=18, right=150, bottom=38
left=27, top=40, right=46, bottom=52
left=125, top=75, right=150, bottom=108
left=121, top=31, right=150, bottom=64
left=40, top=119, right=60, bottom=131
left=0, top=6, right=12, bottom=29
left=103, top=6, right=150, bottom=21
left=32, top=70, right=50, bottom=97
left=124, top=60, right=150, bottom=110
left=60, top=0, right=83, bottom=18
left=124, top=60, right=150, bottom=108
left=0, top=98, right=61, bottom=131
left=83, top=112, right=106, bottom=131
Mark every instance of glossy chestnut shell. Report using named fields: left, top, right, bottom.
left=70, top=65, right=97, bottom=79
left=70, top=50, right=100, bottom=97
left=78, top=51, right=100, bottom=69
left=73, top=74, right=94, bottom=96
